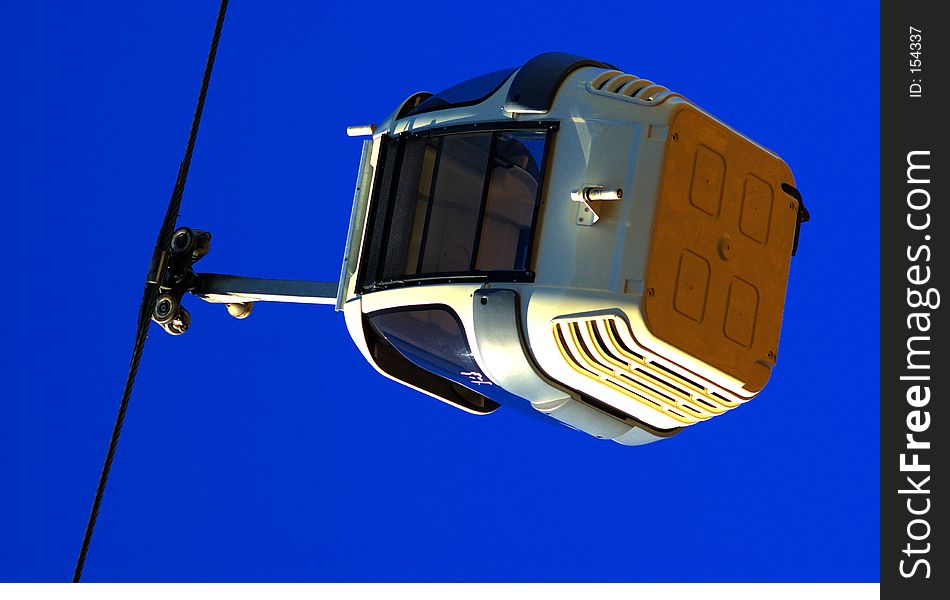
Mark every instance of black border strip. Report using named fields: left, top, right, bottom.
left=881, top=2, right=946, bottom=595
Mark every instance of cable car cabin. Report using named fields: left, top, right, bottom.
left=337, top=52, right=808, bottom=445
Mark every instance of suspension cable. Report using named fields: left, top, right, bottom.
left=72, top=0, right=229, bottom=582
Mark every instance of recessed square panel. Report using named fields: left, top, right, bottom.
left=689, top=145, right=725, bottom=216
left=724, top=278, right=759, bottom=347
left=740, top=175, right=774, bottom=244
left=673, top=251, right=710, bottom=322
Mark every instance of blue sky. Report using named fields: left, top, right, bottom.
left=0, top=1, right=880, bottom=582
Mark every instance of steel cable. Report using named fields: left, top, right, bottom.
left=72, top=0, right=229, bottom=582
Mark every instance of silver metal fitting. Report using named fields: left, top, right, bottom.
left=346, top=124, right=377, bottom=137
left=571, top=185, right=624, bottom=226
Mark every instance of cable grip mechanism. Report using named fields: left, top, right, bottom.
left=149, top=226, right=211, bottom=335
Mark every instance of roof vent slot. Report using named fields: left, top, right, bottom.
left=587, top=70, right=679, bottom=105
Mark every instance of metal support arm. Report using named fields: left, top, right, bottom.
left=149, top=225, right=340, bottom=332
left=192, top=273, right=339, bottom=306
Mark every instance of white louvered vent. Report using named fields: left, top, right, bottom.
left=553, top=316, right=745, bottom=426
left=588, top=70, right=680, bottom=105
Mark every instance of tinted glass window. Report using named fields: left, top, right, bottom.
left=358, top=127, right=551, bottom=291
left=408, top=68, right=516, bottom=117
left=368, top=306, right=564, bottom=420
left=476, top=131, right=546, bottom=271
left=378, top=138, right=429, bottom=281
left=420, top=133, right=492, bottom=273
left=402, top=138, right=439, bottom=274
left=368, top=308, right=497, bottom=394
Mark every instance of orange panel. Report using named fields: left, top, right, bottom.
left=724, top=277, right=759, bottom=347
left=690, top=146, right=725, bottom=216
left=673, top=250, right=710, bottom=322
left=643, top=104, right=799, bottom=392
left=740, top=175, right=774, bottom=244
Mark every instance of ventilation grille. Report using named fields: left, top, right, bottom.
left=553, top=316, right=743, bottom=426
left=588, top=70, right=680, bottom=105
